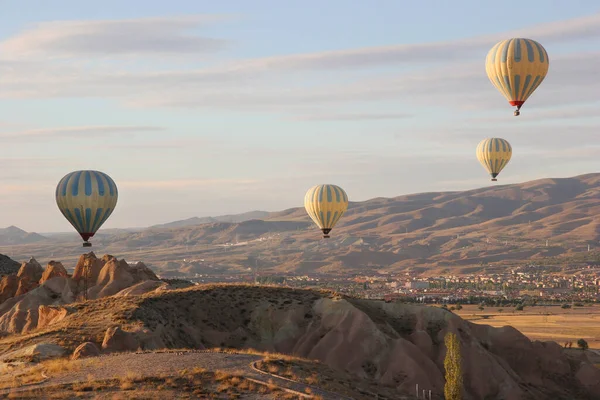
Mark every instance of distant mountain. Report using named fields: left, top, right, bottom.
left=0, top=226, right=46, bottom=245
left=0, top=253, right=20, bottom=276
left=12, top=173, right=600, bottom=275
left=151, top=211, right=271, bottom=229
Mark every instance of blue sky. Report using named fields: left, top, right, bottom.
left=1, top=1, right=600, bottom=232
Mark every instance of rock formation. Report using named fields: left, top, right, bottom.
left=40, top=261, right=68, bottom=284
left=102, top=326, right=140, bottom=353
left=15, top=258, right=43, bottom=296
left=0, top=253, right=163, bottom=335
left=72, top=342, right=100, bottom=360
left=109, top=286, right=600, bottom=400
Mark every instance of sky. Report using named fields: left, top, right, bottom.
left=1, top=0, right=600, bottom=233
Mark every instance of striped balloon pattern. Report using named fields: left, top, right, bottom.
left=304, top=184, right=348, bottom=238
left=485, top=38, right=549, bottom=114
left=55, top=170, right=118, bottom=244
left=476, top=138, right=512, bottom=182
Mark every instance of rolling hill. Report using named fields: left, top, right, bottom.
left=3, top=173, right=600, bottom=275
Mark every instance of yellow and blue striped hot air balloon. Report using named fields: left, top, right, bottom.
left=55, top=170, right=118, bottom=247
left=476, top=138, right=512, bottom=182
left=304, top=184, right=348, bottom=238
left=485, top=38, right=549, bottom=116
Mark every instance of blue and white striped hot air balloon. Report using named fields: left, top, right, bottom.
left=55, top=170, right=118, bottom=247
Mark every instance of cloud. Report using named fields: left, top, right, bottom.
left=0, top=125, right=165, bottom=141
left=105, top=137, right=213, bottom=150
left=0, top=15, right=229, bottom=60
left=290, top=112, right=413, bottom=121
left=119, top=178, right=260, bottom=189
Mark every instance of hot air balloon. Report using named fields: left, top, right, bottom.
left=55, top=170, right=118, bottom=247
left=485, top=38, right=549, bottom=116
left=304, top=184, right=348, bottom=238
left=476, top=138, right=512, bottom=182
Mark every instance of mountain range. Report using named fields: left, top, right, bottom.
left=3, top=173, right=600, bottom=275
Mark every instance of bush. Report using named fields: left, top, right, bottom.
left=577, top=339, right=589, bottom=351
left=561, top=304, right=571, bottom=309
left=515, top=304, right=524, bottom=311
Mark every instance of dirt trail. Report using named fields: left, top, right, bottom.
left=0, top=350, right=352, bottom=399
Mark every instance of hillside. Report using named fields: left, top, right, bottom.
left=150, top=210, right=270, bottom=229
left=1, top=284, right=599, bottom=399
left=0, top=226, right=46, bottom=245
left=4, top=173, right=600, bottom=275
left=0, top=254, right=19, bottom=276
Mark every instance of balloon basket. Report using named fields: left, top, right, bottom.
left=83, top=242, right=92, bottom=248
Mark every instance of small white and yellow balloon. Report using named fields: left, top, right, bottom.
left=304, top=184, right=348, bottom=238
left=476, top=138, right=512, bottom=182
left=55, top=170, right=118, bottom=247
left=485, top=38, right=549, bottom=116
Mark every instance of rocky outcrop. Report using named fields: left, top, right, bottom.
left=40, top=261, right=68, bottom=284
left=102, top=326, right=140, bottom=353
left=72, top=252, right=105, bottom=284
left=0, top=343, right=66, bottom=362
left=0, top=254, right=162, bottom=336
left=0, top=277, right=77, bottom=334
left=114, top=280, right=166, bottom=297
left=72, top=342, right=100, bottom=360
left=37, top=305, right=71, bottom=330
left=15, top=258, right=43, bottom=296
left=0, top=275, right=19, bottom=304
left=88, top=257, right=159, bottom=299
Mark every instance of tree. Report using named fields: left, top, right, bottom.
left=478, top=306, right=484, bottom=311
left=444, top=332, right=463, bottom=400
left=515, top=304, right=524, bottom=311
left=577, top=339, right=589, bottom=351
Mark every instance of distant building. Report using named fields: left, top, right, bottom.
left=405, top=281, right=429, bottom=289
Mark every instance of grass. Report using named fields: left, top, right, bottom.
left=3, top=366, right=285, bottom=399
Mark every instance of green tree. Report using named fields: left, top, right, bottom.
left=444, top=332, right=463, bottom=400
left=577, top=339, right=589, bottom=350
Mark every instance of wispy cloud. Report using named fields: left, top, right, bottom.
left=290, top=112, right=413, bottom=121
left=105, top=137, right=213, bottom=150
left=119, top=178, right=260, bottom=189
left=0, top=125, right=165, bottom=141
left=0, top=15, right=229, bottom=60
left=1, top=13, right=600, bottom=112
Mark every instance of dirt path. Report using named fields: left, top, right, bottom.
left=0, top=350, right=352, bottom=399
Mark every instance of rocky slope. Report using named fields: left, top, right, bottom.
left=1, top=285, right=598, bottom=399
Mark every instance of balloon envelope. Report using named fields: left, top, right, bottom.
left=304, top=184, right=348, bottom=238
left=485, top=38, right=549, bottom=114
left=55, top=170, right=118, bottom=244
left=476, top=138, right=512, bottom=181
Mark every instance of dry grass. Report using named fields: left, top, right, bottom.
left=254, top=358, right=400, bottom=400
left=455, top=304, right=600, bottom=349
left=3, top=366, right=284, bottom=399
